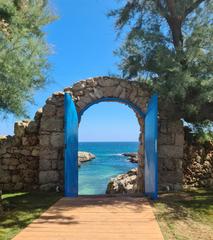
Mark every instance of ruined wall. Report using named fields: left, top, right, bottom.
left=0, top=76, right=186, bottom=192
left=183, top=141, right=213, bottom=188
left=0, top=110, right=42, bottom=191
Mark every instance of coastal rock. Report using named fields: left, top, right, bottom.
left=122, top=152, right=138, bottom=163
left=106, top=168, right=138, bottom=194
left=78, top=151, right=96, bottom=166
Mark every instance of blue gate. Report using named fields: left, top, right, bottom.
left=64, top=93, right=158, bottom=199
left=144, top=94, right=158, bottom=200
left=64, top=93, right=78, bottom=197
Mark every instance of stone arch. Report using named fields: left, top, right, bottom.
left=39, top=76, right=152, bottom=191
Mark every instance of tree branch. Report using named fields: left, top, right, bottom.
left=184, top=0, right=205, bottom=17
left=156, top=0, right=167, bottom=17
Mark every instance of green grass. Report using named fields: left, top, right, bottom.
left=154, top=189, right=213, bottom=240
left=0, top=192, right=61, bottom=240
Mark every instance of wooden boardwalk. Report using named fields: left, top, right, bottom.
left=13, top=196, right=164, bottom=240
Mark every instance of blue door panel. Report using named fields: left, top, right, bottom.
left=144, top=94, right=158, bottom=200
left=64, top=93, right=78, bottom=197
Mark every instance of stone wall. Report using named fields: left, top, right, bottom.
left=0, top=76, right=186, bottom=193
left=158, top=119, right=184, bottom=191
left=0, top=110, right=42, bottom=191
left=183, top=141, right=213, bottom=188
left=39, top=91, right=65, bottom=191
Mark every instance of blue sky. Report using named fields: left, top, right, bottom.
left=0, top=0, right=139, bottom=142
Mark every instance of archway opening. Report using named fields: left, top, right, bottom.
left=78, top=101, right=142, bottom=195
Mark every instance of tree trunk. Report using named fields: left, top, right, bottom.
left=167, top=16, right=183, bottom=49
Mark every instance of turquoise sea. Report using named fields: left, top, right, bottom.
left=78, top=142, right=138, bottom=195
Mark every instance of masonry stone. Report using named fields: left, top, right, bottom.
left=50, top=133, right=64, bottom=148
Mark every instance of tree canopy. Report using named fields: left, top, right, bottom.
left=110, top=0, right=213, bottom=123
left=0, top=0, right=56, bottom=117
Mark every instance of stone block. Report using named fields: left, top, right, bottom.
left=72, top=81, right=86, bottom=91
left=79, top=96, right=93, bottom=105
left=22, top=137, right=29, bottom=146
left=14, top=121, right=29, bottom=137
left=76, top=100, right=87, bottom=109
left=23, top=170, right=35, bottom=178
left=93, top=88, right=104, bottom=99
left=22, top=135, right=39, bottom=146
left=52, top=160, right=58, bottom=170
left=168, top=121, right=183, bottom=134
left=40, top=118, right=63, bottom=132
left=40, top=148, right=58, bottom=160
left=158, top=133, right=175, bottom=145
left=17, top=164, right=26, bottom=170
left=32, top=147, right=40, bottom=157
left=159, top=120, right=168, bottom=133
left=119, top=88, right=126, bottom=99
left=56, top=108, right=64, bottom=117
left=39, top=159, right=52, bottom=170
left=34, top=108, right=43, bottom=121
left=103, top=86, right=115, bottom=97
left=20, top=149, right=31, bottom=156
left=2, top=158, right=19, bottom=166
left=9, top=165, right=16, bottom=170
left=39, top=170, right=59, bottom=184
left=159, top=145, right=183, bottom=158
left=0, top=170, right=11, bottom=183
left=86, top=78, right=98, bottom=87
left=14, top=182, right=23, bottom=190
left=98, top=77, right=118, bottom=87
left=175, top=133, right=184, bottom=146
left=40, top=135, right=50, bottom=146
left=43, top=104, right=56, bottom=117
left=120, top=80, right=129, bottom=88
left=3, top=183, right=13, bottom=191
left=40, top=183, right=56, bottom=191
left=50, top=133, right=64, bottom=148
left=114, top=85, right=123, bottom=96
left=24, top=177, right=34, bottom=183
left=12, top=175, right=21, bottom=183
left=26, top=121, right=39, bottom=134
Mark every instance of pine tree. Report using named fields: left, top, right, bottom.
left=110, top=0, right=213, bottom=123
left=0, top=0, right=56, bottom=116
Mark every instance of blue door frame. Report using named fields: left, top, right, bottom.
left=64, top=93, right=158, bottom=199
left=144, top=94, right=158, bottom=200
left=64, top=93, right=78, bottom=197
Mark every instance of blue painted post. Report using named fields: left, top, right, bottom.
left=64, top=93, right=78, bottom=197
left=144, top=94, right=158, bottom=200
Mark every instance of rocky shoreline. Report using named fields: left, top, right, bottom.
left=122, top=152, right=138, bottom=163
left=106, top=168, right=138, bottom=194
left=78, top=151, right=95, bottom=167
left=105, top=153, right=138, bottom=194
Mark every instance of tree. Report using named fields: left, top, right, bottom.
left=0, top=0, right=56, bottom=117
left=110, top=0, right=213, bottom=123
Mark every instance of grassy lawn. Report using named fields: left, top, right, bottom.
left=0, top=192, right=61, bottom=240
left=154, top=189, right=213, bottom=240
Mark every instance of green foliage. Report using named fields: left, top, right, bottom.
left=192, top=122, right=213, bottom=144
left=110, top=0, right=213, bottom=122
left=0, top=0, right=56, bottom=116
